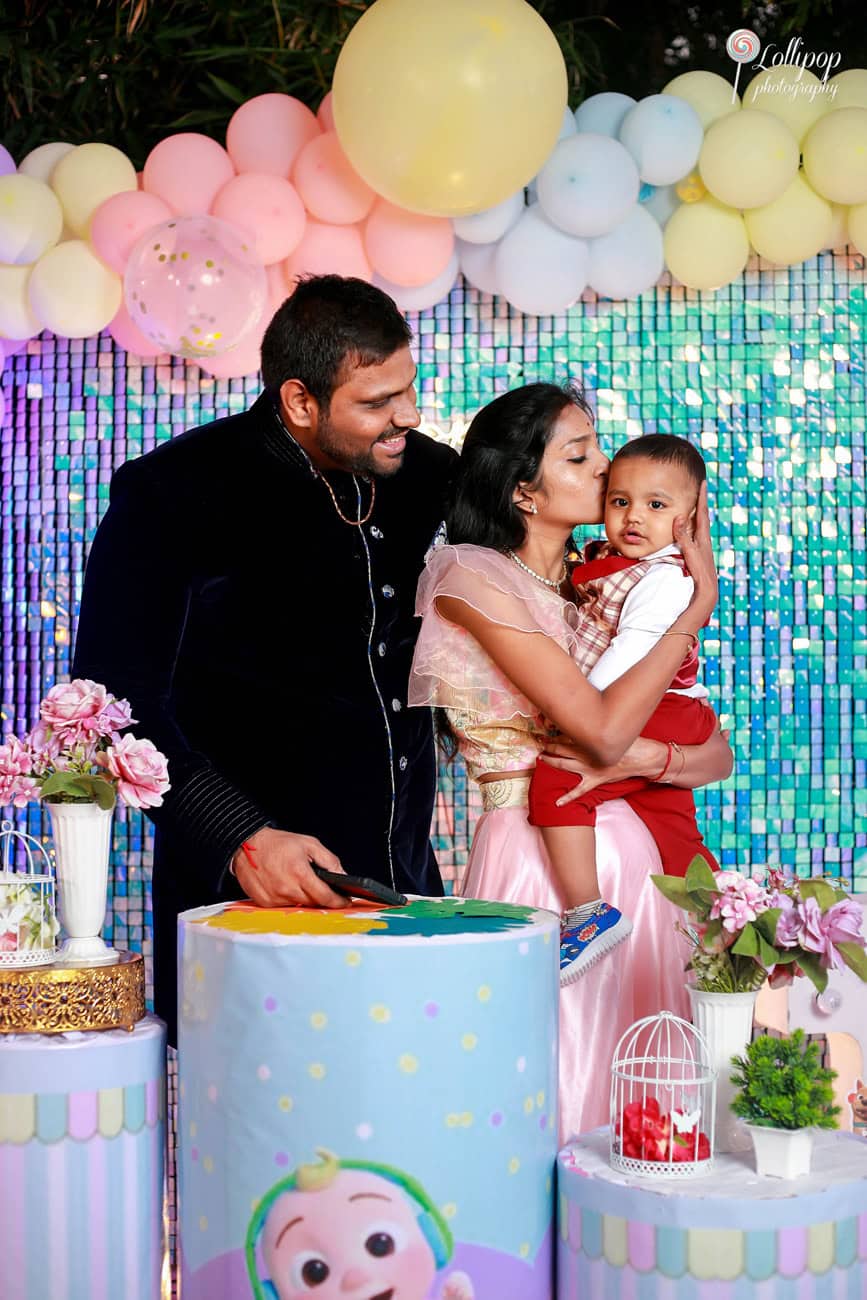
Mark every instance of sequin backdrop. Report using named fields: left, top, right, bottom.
left=1, top=260, right=865, bottom=996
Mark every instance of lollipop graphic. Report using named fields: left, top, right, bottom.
left=726, top=28, right=761, bottom=102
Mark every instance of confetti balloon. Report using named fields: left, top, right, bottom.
left=123, top=216, right=267, bottom=359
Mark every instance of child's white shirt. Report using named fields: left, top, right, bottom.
left=585, top=543, right=709, bottom=699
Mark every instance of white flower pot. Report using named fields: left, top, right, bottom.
left=47, top=802, right=118, bottom=965
left=747, top=1124, right=814, bottom=1179
left=688, top=985, right=758, bottom=1153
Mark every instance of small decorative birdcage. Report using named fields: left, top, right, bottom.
left=610, top=1010, right=716, bottom=1179
left=0, top=820, right=59, bottom=968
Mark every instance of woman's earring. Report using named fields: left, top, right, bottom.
left=528, top=502, right=538, bottom=515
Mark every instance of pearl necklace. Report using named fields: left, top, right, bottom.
left=317, top=472, right=376, bottom=526
left=507, top=549, right=567, bottom=590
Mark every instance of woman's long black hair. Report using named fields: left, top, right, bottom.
left=445, top=381, right=594, bottom=550
left=435, top=381, right=594, bottom=757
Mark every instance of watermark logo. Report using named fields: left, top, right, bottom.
left=725, top=28, right=842, bottom=105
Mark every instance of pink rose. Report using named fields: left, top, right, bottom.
left=104, top=735, right=170, bottom=810
left=39, top=676, right=107, bottom=738
left=709, top=871, right=772, bottom=934
left=0, top=929, right=18, bottom=952
left=25, top=721, right=62, bottom=775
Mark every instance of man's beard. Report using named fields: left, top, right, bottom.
left=317, top=412, right=406, bottom=478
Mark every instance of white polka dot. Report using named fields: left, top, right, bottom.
left=518, top=941, right=529, bottom=955
left=516, top=1056, right=526, bottom=1073
left=207, top=1084, right=218, bottom=1102
left=257, top=1064, right=271, bottom=1081
left=356, top=1123, right=373, bottom=1140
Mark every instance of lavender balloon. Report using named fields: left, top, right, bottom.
left=0, top=144, right=15, bottom=177
left=123, top=216, right=267, bottom=359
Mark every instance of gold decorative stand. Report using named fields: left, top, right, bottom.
left=0, top=950, right=146, bottom=1033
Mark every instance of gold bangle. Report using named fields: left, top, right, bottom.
left=662, top=631, right=698, bottom=650
left=670, top=741, right=686, bottom=778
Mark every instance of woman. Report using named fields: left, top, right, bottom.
left=409, top=383, right=732, bottom=1138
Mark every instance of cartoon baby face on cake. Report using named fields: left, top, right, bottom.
left=249, top=1150, right=472, bottom=1300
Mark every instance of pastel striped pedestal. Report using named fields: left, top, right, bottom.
left=557, top=1127, right=867, bottom=1299
left=0, top=1014, right=167, bottom=1300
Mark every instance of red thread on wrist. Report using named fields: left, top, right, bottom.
left=652, top=742, right=674, bottom=783
left=240, top=841, right=260, bottom=872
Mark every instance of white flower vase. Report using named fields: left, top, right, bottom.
left=48, top=802, right=118, bottom=966
left=747, top=1124, right=814, bottom=1179
left=688, top=986, right=758, bottom=1153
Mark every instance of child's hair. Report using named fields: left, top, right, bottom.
left=611, top=434, right=706, bottom=490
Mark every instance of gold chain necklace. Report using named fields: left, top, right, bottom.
left=316, top=472, right=376, bottom=526
left=506, top=549, right=567, bottom=590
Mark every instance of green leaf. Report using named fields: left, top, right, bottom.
left=837, top=941, right=867, bottom=983
left=650, top=875, right=694, bottom=910
left=757, top=933, right=780, bottom=968
left=684, top=856, right=718, bottom=895
left=41, top=771, right=93, bottom=801
left=700, top=918, right=723, bottom=949
left=799, top=879, right=838, bottom=910
left=732, top=923, right=759, bottom=956
left=795, top=951, right=828, bottom=994
left=753, top=907, right=782, bottom=943
left=205, top=72, right=247, bottom=104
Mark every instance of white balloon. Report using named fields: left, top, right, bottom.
left=0, top=174, right=63, bottom=264
left=0, top=264, right=41, bottom=338
left=495, top=204, right=588, bottom=315
left=457, top=238, right=500, bottom=295
left=574, top=92, right=637, bottom=139
left=18, top=142, right=75, bottom=184
left=374, top=251, right=459, bottom=311
left=453, top=190, right=525, bottom=244
left=587, top=205, right=664, bottom=298
left=642, top=184, right=680, bottom=227
left=619, top=94, right=704, bottom=186
left=537, top=134, right=639, bottom=237
left=525, top=107, right=578, bottom=204
left=29, top=240, right=122, bottom=337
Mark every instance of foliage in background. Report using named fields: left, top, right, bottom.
left=2, top=0, right=865, bottom=165
left=730, top=1029, right=840, bottom=1130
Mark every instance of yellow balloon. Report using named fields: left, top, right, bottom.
left=51, top=142, right=137, bottom=238
left=28, top=240, right=121, bottom=337
left=0, top=174, right=63, bottom=265
left=664, top=196, right=749, bottom=290
left=743, top=64, right=829, bottom=143
left=803, top=108, right=867, bottom=205
left=663, top=71, right=739, bottom=129
left=0, top=263, right=41, bottom=338
left=675, top=171, right=706, bottom=203
left=332, top=0, right=567, bottom=216
left=849, top=203, right=867, bottom=256
left=826, top=69, right=867, bottom=111
left=699, top=109, right=799, bottom=209
left=745, top=174, right=832, bottom=264
left=824, top=203, right=850, bottom=251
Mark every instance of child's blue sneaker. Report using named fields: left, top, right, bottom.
left=560, top=902, right=632, bottom=986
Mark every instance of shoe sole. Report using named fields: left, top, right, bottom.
left=559, top=913, right=634, bottom=988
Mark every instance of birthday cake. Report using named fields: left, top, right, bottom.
left=177, top=897, right=560, bottom=1300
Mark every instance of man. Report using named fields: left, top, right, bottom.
left=73, top=276, right=457, bottom=1040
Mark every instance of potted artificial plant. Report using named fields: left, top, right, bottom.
left=730, top=1028, right=840, bottom=1178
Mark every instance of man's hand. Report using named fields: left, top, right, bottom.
left=232, top=826, right=347, bottom=908
left=541, top=736, right=665, bottom=804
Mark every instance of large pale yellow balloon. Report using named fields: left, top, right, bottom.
left=663, top=71, right=739, bottom=129
left=803, top=108, right=867, bottom=204
left=664, top=196, right=749, bottom=290
left=332, top=0, right=567, bottom=216
left=28, top=240, right=122, bottom=337
left=743, top=65, right=828, bottom=142
left=699, top=109, right=799, bottom=209
left=823, top=203, right=850, bottom=251
left=826, top=69, right=867, bottom=111
left=0, top=264, right=41, bottom=338
left=0, top=174, right=63, bottom=264
left=51, top=143, right=137, bottom=238
left=849, top=203, right=867, bottom=256
left=745, top=174, right=832, bottom=264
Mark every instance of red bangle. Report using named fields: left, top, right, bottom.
left=652, top=742, right=674, bottom=782
left=239, top=840, right=259, bottom=872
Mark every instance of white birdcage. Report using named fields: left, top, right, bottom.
left=610, top=1010, right=717, bottom=1179
left=0, top=820, right=58, bottom=968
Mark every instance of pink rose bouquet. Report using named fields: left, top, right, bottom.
left=0, top=678, right=170, bottom=812
left=653, top=857, right=867, bottom=994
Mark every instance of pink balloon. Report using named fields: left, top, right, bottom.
left=226, top=94, right=320, bottom=177
left=283, top=221, right=372, bottom=285
left=293, top=132, right=375, bottom=226
left=364, top=201, right=455, bottom=288
left=142, top=134, right=235, bottom=217
left=123, top=215, right=267, bottom=359
left=108, top=302, right=164, bottom=358
left=0, top=145, right=15, bottom=176
left=211, top=173, right=306, bottom=265
left=90, top=191, right=173, bottom=274
left=317, top=92, right=335, bottom=133
left=266, top=263, right=289, bottom=318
